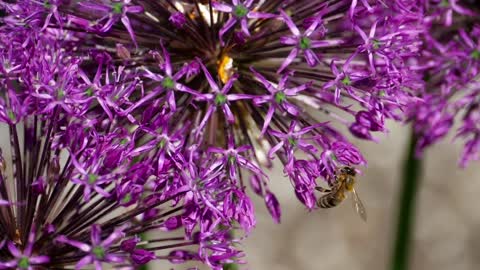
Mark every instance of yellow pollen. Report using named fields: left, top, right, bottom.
left=217, top=55, right=234, bottom=84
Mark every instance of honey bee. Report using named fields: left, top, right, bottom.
left=14, top=229, right=22, bottom=245
left=217, top=54, right=235, bottom=84
left=316, top=166, right=367, bottom=221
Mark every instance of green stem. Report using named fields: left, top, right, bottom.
left=138, top=233, right=149, bottom=270
left=390, top=131, right=423, bottom=270
left=222, top=229, right=239, bottom=270
left=223, top=263, right=240, bottom=270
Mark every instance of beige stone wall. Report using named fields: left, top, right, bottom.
left=239, top=122, right=480, bottom=270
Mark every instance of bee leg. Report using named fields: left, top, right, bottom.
left=315, top=186, right=332, bottom=193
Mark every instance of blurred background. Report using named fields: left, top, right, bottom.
left=152, top=121, right=480, bottom=270
left=238, top=121, right=480, bottom=270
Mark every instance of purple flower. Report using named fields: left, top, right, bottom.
left=77, top=0, right=143, bottom=47
left=427, top=0, right=476, bottom=26
left=70, top=153, right=118, bottom=201
left=251, top=68, right=311, bottom=134
left=56, top=225, right=125, bottom=269
left=131, top=249, right=156, bottom=265
left=31, top=177, right=47, bottom=194
left=268, top=121, right=325, bottom=168
left=264, top=191, right=281, bottom=223
left=194, top=59, right=252, bottom=134
left=323, top=59, right=368, bottom=104
left=455, top=95, right=480, bottom=167
left=331, top=141, right=366, bottom=166
left=0, top=229, right=49, bottom=269
left=169, top=12, right=187, bottom=29
left=213, top=0, right=275, bottom=44
left=120, top=237, right=140, bottom=252
left=139, top=44, right=198, bottom=112
left=277, top=9, right=333, bottom=72
left=208, top=137, right=265, bottom=180
left=404, top=2, right=480, bottom=166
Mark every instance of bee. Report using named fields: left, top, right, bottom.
left=315, top=166, right=367, bottom=221
left=14, top=229, right=22, bottom=245
left=217, top=54, right=235, bottom=84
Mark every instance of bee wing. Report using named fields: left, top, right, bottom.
left=351, top=188, right=367, bottom=222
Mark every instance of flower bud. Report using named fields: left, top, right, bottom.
left=131, top=249, right=155, bottom=265
left=265, top=191, right=281, bottom=224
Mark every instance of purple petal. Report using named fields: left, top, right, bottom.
left=227, top=94, right=253, bottom=101
left=56, top=236, right=91, bottom=252
left=278, top=72, right=291, bottom=90
left=197, top=59, right=220, bottom=92
left=248, top=11, right=275, bottom=19
left=237, top=156, right=266, bottom=176
left=163, top=215, right=183, bottom=231
left=369, top=21, right=378, bottom=38
left=29, top=256, right=50, bottom=264
left=249, top=175, right=263, bottom=195
left=451, top=1, right=475, bottom=16
left=268, top=141, right=284, bottom=159
left=167, top=91, right=176, bottom=111
left=282, top=102, right=299, bottom=116
left=279, top=10, right=300, bottom=36
left=310, top=40, right=335, bottom=48
left=265, top=191, right=281, bottom=223
left=304, top=49, right=318, bottom=67
left=0, top=260, right=17, bottom=268
left=212, top=2, right=233, bottom=13
left=125, top=5, right=144, bottom=14
left=157, top=150, right=166, bottom=172
left=143, top=69, right=165, bottom=81
left=79, top=2, right=111, bottom=12
left=121, top=16, right=138, bottom=48
left=94, top=186, right=111, bottom=198
left=280, top=36, right=298, bottom=45
left=261, top=106, right=275, bottom=135
left=207, top=147, right=224, bottom=154
left=240, top=19, right=250, bottom=37
left=459, top=29, right=475, bottom=49
left=99, top=17, right=116, bottom=33
left=94, top=260, right=102, bottom=270
left=285, top=84, right=309, bottom=95
left=305, top=17, right=321, bottom=36
left=222, top=105, right=235, bottom=123
left=250, top=67, right=274, bottom=91
left=222, top=74, right=238, bottom=94
left=197, top=105, right=216, bottom=132
left=160, top=42, right=173, bottom=76
left=105, top=254, right=124, bottom=263
left=7, top=242, right=21, bottom=257
left=91, top=225, right=102, bottom=245
left=219, top=18, right=237, bottom=44
left=175, top=83, right=200, bottom=96
left=277, top=48, right=299, bottom=73
left=101, top=228, right=125, bottom=247
left=120, top=238, right=139, bottom=252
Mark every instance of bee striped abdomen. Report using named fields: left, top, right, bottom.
left=317, top=192, right=342, bottom=208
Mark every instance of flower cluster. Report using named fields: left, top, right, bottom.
left=0, top=0, right=425, bottom=269
left=405, top=1, right=480, bottom=167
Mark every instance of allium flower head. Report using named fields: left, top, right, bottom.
left=405, top=1, right=480, bottom=167
left=0, top=0, right=425, bottom=268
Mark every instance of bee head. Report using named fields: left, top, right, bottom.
left=341, top=166, right=356, bottom=177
